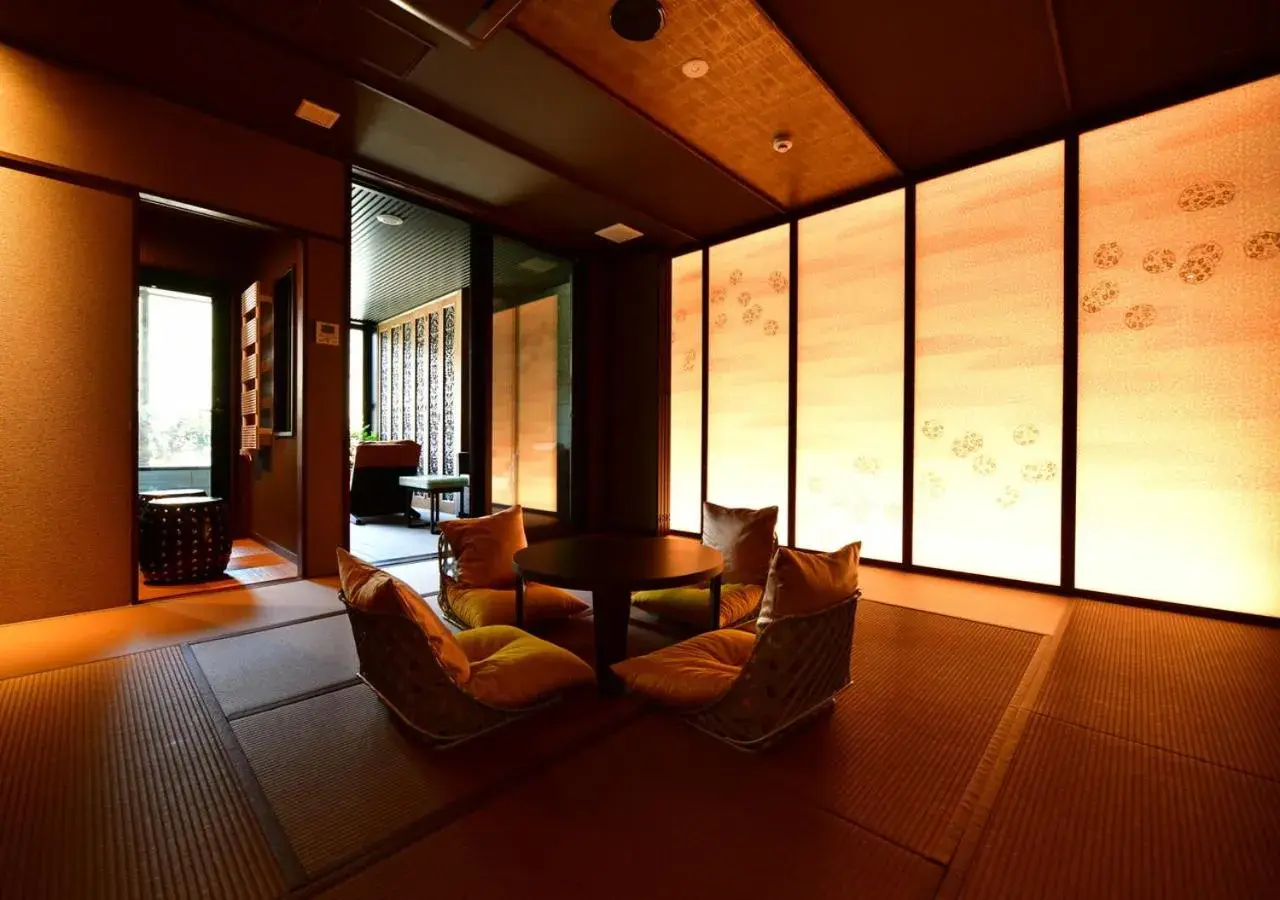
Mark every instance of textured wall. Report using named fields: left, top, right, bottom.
left=0, top=43, right=345, bottom=238
left=0, top=168, right=134, bottom=623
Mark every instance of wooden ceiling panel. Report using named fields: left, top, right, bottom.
left=514, top=0, right=899, bottom=209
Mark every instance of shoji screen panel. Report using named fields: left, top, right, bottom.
left=914, top=143, right=1065, bottom=583
left=707, top=224, right=791, bottom=538
left=670, top=251, right=704, bottom=533
left=516, top=295, right=559, bottom=513
left=796, top=190, right=906, bottom=558
left=1077, top=76, right=1280, bottom=616
left=491, top=308, right=517, bottom=507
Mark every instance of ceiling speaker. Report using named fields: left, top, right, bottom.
left=610, top=0, right=665, bottom=42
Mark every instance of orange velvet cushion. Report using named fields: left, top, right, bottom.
left=439, top=505, right=527, bottom=588
left=631, top=584, right=763, bottom=628
left=702, top=502, right=778, bottom=585
left=336, top=549, right=471, bottom=684
left=612, top=629, right=757, bottom=709
left=448, top=582, right=588, bottom=628
left=757, top=541, right=861, bottom=630
left=455, top=626, right=594, bottom=709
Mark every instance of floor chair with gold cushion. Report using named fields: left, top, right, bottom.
left=337, top=549, right=594, bottom=748
left=631, top=502, right=778, bottom=631
left=437, top=505, right=588, bottom=629
left=614, top=541, right=861, bottom=750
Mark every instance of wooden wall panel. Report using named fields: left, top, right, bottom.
left=0, top=44, right=345, bottom=237
left=516, top=295, right=559, bottom=513
left=0, top=168, right=134, bottom=623
left=492, top=308, right=518, bottom=506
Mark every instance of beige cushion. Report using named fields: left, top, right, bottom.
left=455, top=626, right=594, bottom=709
left=631, top=584, right=763, bottom=628
left=336, top=548, right=471, bottom=684
left=438, top=505, right=527, bottom=589
left=448, top=583, right=588, bottom=628
left=757, top=541, right=861, bottom=630
left=612, top=629, right=757, bottom=709
left=702, top=501, right=778, bottom=585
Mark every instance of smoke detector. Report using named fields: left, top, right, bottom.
left=772, top=133, right=794, bottom=154
left=595, top=223, right=645, bottom=243
left=294, top=99, right=340, bottom=129
left=681, top=59, right=710, bottom=79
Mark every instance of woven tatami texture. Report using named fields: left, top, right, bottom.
left=0, top=647, right=284, bottom=899
left=1033, top=599, right=1280, bottom=779
left=955, top=714, right=1280, bottom=899
left=319, top=717, right=945, bottom=900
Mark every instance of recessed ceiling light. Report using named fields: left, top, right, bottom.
left=595, top=223, right=644, bottom=243
left=376, top=213, right=405, bottom=226
left=294, top=99, right=341, bottom=129
left=772, top=132, right=794, bottom=154
left=681, top=59, right=709, bottom=79
left=610, top=0, right=666, bottom=42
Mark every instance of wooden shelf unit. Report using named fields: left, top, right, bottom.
left=239, top=281, right=274, bottom=458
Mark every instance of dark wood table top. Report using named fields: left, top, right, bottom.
left=513, top=534, right=723, bottom=591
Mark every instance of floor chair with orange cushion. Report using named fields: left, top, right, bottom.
left=436, top=505, right=588, bottom=630
left=631, top=501, right=777, bottom=631
left=336, top=549, right=594, bottom=748
left=614, top=541, right=862, bottom=750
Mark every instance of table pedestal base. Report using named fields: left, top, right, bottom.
left=591, top=587, right=631, bottom=696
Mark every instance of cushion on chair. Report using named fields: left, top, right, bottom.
left=631, top=584, right=763, bottom=628
left=757, top=541, right=861, bottom=630
left=449, top=582, right=588, bottom=628
left=336, top=549, right=471, bottom=684
left=456, top=626, right=594, bottom=708
left=611, top=629, right=757, bottom=709
left=702, top=502, right=778, bottom=585
left=438, top=505, right=527, bottom=588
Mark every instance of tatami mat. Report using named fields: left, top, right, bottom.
left=232, top=682, right=639, bottom=878
left=753, top=600, right=1043, bottom=861
left=953, top=714, right=1280, bottom=899
left=319, top=718, right=945, bottom=900
left=1033, top=599, right=1280, bottom=780
left=190, top=613, right=357, bottom=717
left=0, top=647, right=284, bottom=899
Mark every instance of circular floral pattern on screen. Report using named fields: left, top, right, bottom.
left=713, top=312, right=728, bottom=330
left=921, top=420, right=944, bottom=440
left=768, top=270, right=788, bottom=294
left=674, top=308, right=688, bottom=323
left=1142, top=248, right=1176, bottom=274
left=972, top=454, right=997, bottom=476
left=854, top=455, right=880, bottom=475
left=1243, top=231, right=1280, bottom=260
left=1177, top=180, right=1236, bottom=212
left=728, top=269, right=743, bottom=286
left=996, top=486, right=1020, bottom=508
left=1082, top=280, right=1119, bottom=314
left=952, top=431, right=983, bottom=458
left=1124, top=303, right=1157, bottom=329
left=742, top=304, right=762, bottom=325
left=737, top=291, right=752, bottom=307
left=1188, top=241, right=1225, bottom=264
left=1012, top=423, right=1039, bottom=446
left=681, top=349, right=696, bottom=372
left=1021, top=461, right=1059, bottom=483
left=1093, top=242, right=1122, bottom=269
left=710, top=286, right=727, bottom=305
left=762, top=319, right=779, bottom=336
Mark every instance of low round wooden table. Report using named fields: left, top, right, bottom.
left=513, top=535, right=723, bottom=693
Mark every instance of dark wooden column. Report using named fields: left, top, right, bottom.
left=465, top=225, right=494, bottom=517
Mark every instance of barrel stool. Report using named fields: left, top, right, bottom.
left=139, top=497, right=232, bottom=585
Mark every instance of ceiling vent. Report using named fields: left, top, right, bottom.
left=385, top=0, right=528, bottom=49
left=595, top=223, right=645, bottom=243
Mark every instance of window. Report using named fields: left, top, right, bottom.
left=1076, top=76, right=1280, bottom=615
left=796, top=190, right=906, bottom=558
left=669, top=251, right=704, bottom=533
left=914, top=143, right=1064, bottom=584
left=707, top=224, right=791, bottom=539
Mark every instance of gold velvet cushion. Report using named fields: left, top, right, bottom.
left=438, top=505, right=527, bottom=589
left=757, top=541, right=861, bottom=630
left=702, top=501, right=778, bottom=585
left=448, top=583, right=589, bottom=628
left=611, top=629, right=757, bottom=709
left=631, top=584, right=763, bottom=628
left=336, top=548, right=471, bottom=684
left=455, top=626, right=594, bottom=708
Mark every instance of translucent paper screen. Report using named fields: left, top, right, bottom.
left=516, top=296, right=559, bottom=513
left=796, top=191, right=905, bottom=558
left=491, top=308, right=517, bottom=507
left=1077, top=76, right=1280, bottom=616
left=707, top=224, right=790, bottom=539
left=670, top=251, right=704, bottom=533
left=914, top=143, right=1065, bottom=583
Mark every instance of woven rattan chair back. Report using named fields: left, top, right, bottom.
left=686, top=592, right=860, bottom=750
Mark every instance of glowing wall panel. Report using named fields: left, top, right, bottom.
left=491, top=308, right=517, bottom=507
left=670, top=251, right=704, bottom=533
left=796, top=191, right=905, bottom=558
left=914, top=143, right=1064, bottom=583
left=1077, top=76, right=1280, bottom=616
left=707, top=224, right=790, bottom=539
left=516, top=295, right=559, bottom=513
